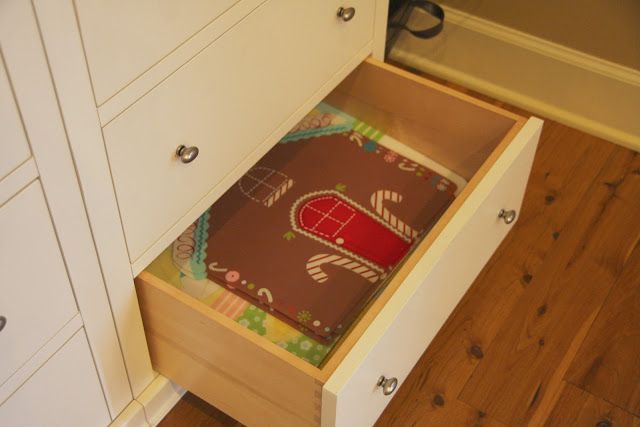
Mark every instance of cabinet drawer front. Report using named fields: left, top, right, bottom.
left=322, top=118, right=542, bottom=427
left=0, top=330, right=110, bottom=426
left=0, top=54, right=30, bottom=181
left=0, top=181, right=78, bottom=385
left=75, top=0, right=242, bottom=105
left=136, top=275, right=323, bottom=426
left=104, top=0, right=375, bottom=262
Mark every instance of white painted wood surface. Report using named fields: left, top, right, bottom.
left=4, top=3, right=551, bottom=426
left=109, top=400, right=149, bottom=427
left=0, top=160, right=37, bottom=207
left=29, top=0, right=376, bottom=409
left=372, top=0, right=389, bottom=60
left=136, top=376, right=185, bottom=426
left=97, top=0, right=268, bottom=126
left=103, top=0, right=375, bottom=263
left=0, top=54, right=30, bottom=182
left=32, top=0, right=154, bottom=402
left=0, top=182, right=78, bottom=386
left=322, top=118, right=542, bottom=427
left=0, top=314, right=83, bottom=405
left=2, top=0, right=133, bottom=415
left=129, top=43, right=372, bottom=276
left=0, top=330, right=110, bottom=427
left=74, top=0, right=242, bottom=105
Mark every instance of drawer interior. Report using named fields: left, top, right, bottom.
left=135, top=58, right=525, bottom=424
left=316, top=59, right=525, bottom=374
left=325, top=60, right=520, bottom=182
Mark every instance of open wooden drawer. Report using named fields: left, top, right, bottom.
left=135, top=58, right=542, bottom=427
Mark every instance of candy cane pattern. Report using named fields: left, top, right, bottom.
left=264, top=178, right=294, bottom=207
left=349, top=131, right=365, bottom=146
left=208, top=262, right=228, bottom=273
left=306, top=253, right=380, bottom=284
left=398, top=159, right=418, bottom=172
left=257, top=288, right=274, bottom=308
left=370, top=190, right=419, bottom=239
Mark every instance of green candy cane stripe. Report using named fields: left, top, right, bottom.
left=353, top=120, right=383, bottom=142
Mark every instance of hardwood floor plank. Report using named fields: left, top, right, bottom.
left=458, top=149, right=640, bottom=425
left=377, top=123, right=616, bottom=426
left=158, top=392, right=244, bottom=427
left=544, top=382, right=640, bottom=427
left=525, top=307, right=600, bottom=427
left=377, top=396, right=507, bottom=427
left=566, top=233, right=640, bottom=416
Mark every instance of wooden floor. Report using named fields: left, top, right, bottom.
left=159, top=76, right=640, bottom=427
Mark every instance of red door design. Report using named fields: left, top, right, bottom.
left=293, top=192, right=411, bottom=271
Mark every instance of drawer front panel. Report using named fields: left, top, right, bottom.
left=0, top=181, right=78, bottom=385
left=0, top=330, right=110, bottom=425
left=104, top=0, right=375, bottom=262
left=323, top=119, right=542, bottom=427
left=136, top=273, right=323, bottom=426
left=75, top=0, right=242, bottom=105
left=0, top=54, right=30, bottom=181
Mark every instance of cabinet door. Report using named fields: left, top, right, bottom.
left=0, top=181, right=78, bottom=384
left=0, top=330, right=110, bottom=427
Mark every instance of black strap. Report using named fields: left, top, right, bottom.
left=395, top=1, right=444, bottom=39
left=386, top=1, right=445, bottom=57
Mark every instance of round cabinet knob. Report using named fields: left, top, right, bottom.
left=176, top=145, right=199, bottom=164
left=377, top=376, right=398, bottom=396
left=498, top=209, right=517, bottom=225
left=337, top=6, right=356, bottom=22
left=0, top=316, right=6, bottom=332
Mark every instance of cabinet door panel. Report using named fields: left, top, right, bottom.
left=0, top=330, right=109, bottom=426
left=0, top=181, right=77, bottom=384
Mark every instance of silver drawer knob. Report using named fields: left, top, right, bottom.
left=377, top=376, right=398, bottom=396
left=337, top=7, right=356, bottom=22
left=0, top=316, right=6, bottom=332
left=176, top=145, right=199, bottom=163
left=498, top=209, right=517, bottom=224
